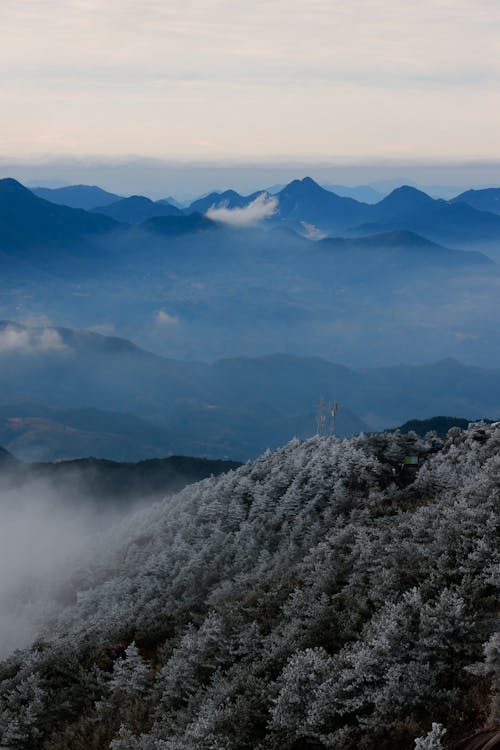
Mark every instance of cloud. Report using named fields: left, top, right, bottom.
left=0, top=326, right=66, bottom=354
left=301, top=221, right=327, bottom=240
left=0, top=480, right=90, bottom=656
left=156, top=310, right=179, bottom=326
left=0, top=476, right=143, bottom=658
left=1, top=1, right=500, bottom=161
left=206, top=193, right=278, bottom=226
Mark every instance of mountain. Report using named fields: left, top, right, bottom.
left=0, top=178, right=119, bottom=258
left=0, top=403, right=179, bottom=462
left=0, top=324, right=369, bottom=459
left=0, top=174, right=499, bottom=375
left=452, top=187, right=500, bottom=215
left=93, top=195, right=182, bottom=223
left=0, top=320, right=200, bottom=418
left=32, top=184, right=123, bottom=210
left=189, top=183, right=382, bottom=211
left=366, top=185, right=434, bottom=219
left=275, top=176, right=365, bottom=232
left=0, top=448, right=240, bottom=504
left=16, top=178, right=500, bottom=256
left=187, top=188, right=267, bottom=213
left=0, top=324, right=368, bottom=458
left=258, top=178, right=500, bottom=246
left=1, top=423, right=497, bottom=747
left=355, top=185, right=500, bottom=245
left=0, top=322, right=499, bottom=460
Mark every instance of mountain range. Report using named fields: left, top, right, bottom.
left=33, top=179, right=500, bottom=217
left=184, top=177, right=500, bottom=246
left=0, top=173, right=500, bottom=370
left=1, top=177, right=494, bottom=268
left=1, top=176, right=500, bottom=371
left=0, top=321, right=498, bottom=461
left=18, top=177, right=500, bottom=249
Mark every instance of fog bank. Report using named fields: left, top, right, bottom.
left=0, top=479, right=143, bottom=658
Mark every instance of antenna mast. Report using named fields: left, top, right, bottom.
left=316, top=397, right=326, bottom=436
left=330, top=401, right=339, bottom=435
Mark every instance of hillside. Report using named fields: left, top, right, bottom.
left=0, top=404, right=178, bottom=463
left=0, top=447, right=240, bottom=505
left=0, top=423, right=498, bottom=748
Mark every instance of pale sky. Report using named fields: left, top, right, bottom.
left=1, top=0, right=500, bottom=161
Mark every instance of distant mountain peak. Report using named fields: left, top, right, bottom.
left=0, top=177, right=32, bottom=195
left=301, top=176, right=321, bottom=188
left=381, top=184, right=433, bottom=204
left=219, top=189, right=243, bottom=199
left=114, top=195, right=154, bottom=206
left=284, top=176, right=324, bottom=193
left=92, top=194, right=182, bottom=223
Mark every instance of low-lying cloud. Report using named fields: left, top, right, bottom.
left=301, top=221, right=327, bottom=240
left=156, top=310, right=179, bottom=326
left=0, top=326, right=66, bottom=354
left=0, top=480, right=97, bottom=656
left=0, top=475, right=149, bottom=658
left=206, top=193, right=278, bottom=226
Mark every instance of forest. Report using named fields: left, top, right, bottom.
left=0, top=422, right=498, bottom=749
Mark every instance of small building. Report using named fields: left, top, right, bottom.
left=403, top=455, right=419, bottom=466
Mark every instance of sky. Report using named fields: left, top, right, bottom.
left=1, top=0, right=500, bottom=167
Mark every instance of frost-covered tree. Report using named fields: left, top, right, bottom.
left=96, top=642, right=152, bottom=734
left=0, top=674, right=46, bottom=750
left=270, top=647, right=333, bottom=737
left=414, top=723, right=446, bottom=750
